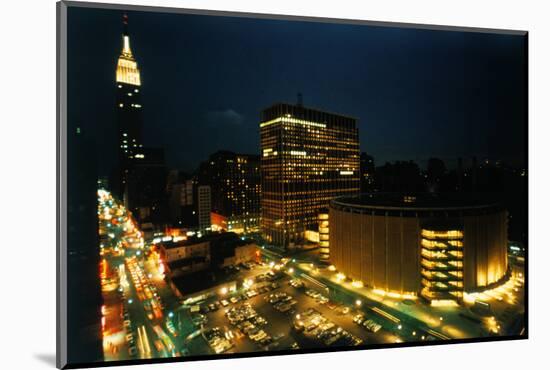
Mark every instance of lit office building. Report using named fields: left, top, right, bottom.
left=260, top=102, right=360, bottom=248
left=198, top=151, right=261, bottom=233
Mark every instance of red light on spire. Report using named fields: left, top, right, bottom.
left=122, top=13, right=129, bottom=37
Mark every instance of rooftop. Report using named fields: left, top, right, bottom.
left=158, top=232, right=253, bottom=250
left=332, top=193, right=501, bottom=211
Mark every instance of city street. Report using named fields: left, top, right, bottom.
left=97, top=189, right=525, bottom=363
left=98, top=190, right=185, bottom=361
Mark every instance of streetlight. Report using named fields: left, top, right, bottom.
left=355, top=299, right=362, bottom=307
left=288, top=268, right=294, bottom=274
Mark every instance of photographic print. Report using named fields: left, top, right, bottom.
left=57, top=1, right=527, bottom=368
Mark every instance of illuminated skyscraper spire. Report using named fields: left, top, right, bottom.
left=116, top=13, right=141, bottom=86
left=121, top=13, right=132, bottom=57
left=115, top=12, right=144, bottom=200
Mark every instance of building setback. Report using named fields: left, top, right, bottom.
left=260, top=102, right=360, bottom=248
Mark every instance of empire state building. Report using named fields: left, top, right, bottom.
left=113, top=14, right=166, bottom=222
left=115, top=14, right=144, bottom=199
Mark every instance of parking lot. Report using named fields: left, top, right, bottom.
left=182, top=263, right=405, bottom=355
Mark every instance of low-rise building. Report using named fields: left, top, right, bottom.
left=223, top=242, right=259, bottom=267
left=155, top=232, right=259, bottom=277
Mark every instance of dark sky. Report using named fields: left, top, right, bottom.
left=67, top=6, right=526, bottom=176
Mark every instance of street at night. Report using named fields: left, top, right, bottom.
left=97, top=189, right=525, bottom=362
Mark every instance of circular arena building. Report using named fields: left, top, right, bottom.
left=329, top=193, right=508, bottom=303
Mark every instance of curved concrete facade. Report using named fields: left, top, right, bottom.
left=462, top=212, right=508, bottom=290
left=329, top=194, right=508, bottom=297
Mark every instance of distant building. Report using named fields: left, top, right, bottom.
left=426, top=157, right=446, bottom=193
left=198, top=151, right=261, bottom=233
left=260, top=101, right=360, bottom=248
left=166, top=172, right=214, bottom=233
left=167, top=171, right=198, bottom=228
left=97, top=176, right=109, bottom=190
left=124, top=147, right=167, bottom=224
left=375, top=160, right=424, bottom=193
left=198, top=185, right=212, bottom=231
left=140, top=222, right=158, bottom=242
left=360, top=152, right=375, bottom=192
left=169, top=181, right=194, bottom=221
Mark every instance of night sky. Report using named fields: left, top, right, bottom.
left=67, top=6, right=526, bottom=176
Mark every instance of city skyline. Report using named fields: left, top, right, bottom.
left=62, top=5, right=527, bottom=367
left=67, top=7, right=526, bottom=176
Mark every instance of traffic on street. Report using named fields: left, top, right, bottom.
left=97, top=188, right=525, bottom=362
